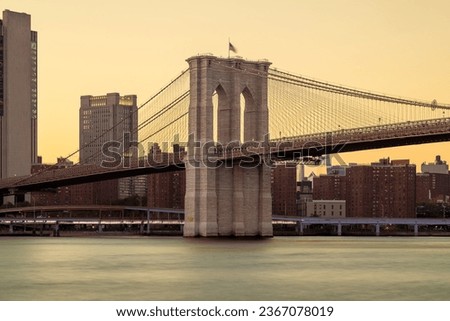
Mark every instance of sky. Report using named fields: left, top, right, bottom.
left=2, top=0, right=450, bottom=170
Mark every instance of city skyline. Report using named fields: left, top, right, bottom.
left=1, top=1, right=450, bottom=168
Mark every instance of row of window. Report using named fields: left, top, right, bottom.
left=313, top=204, right=344, bottom=210
left=313, top=211, right=344, bottom=216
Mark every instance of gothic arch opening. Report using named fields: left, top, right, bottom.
left=212, top=84, right=229, bottom=143
left=240, top=87, right=257, bottom=142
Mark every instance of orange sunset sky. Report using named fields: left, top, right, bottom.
left=2, top=0, right=450, bottom=171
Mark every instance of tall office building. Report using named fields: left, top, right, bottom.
left=0, top=10, right=38, bottom=178
left=80, top=93, right=146, bottom=200
left=80, top=93, right=137, bottom=163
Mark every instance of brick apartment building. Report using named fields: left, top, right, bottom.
left=271, top=162, right=297, bottom=216
left=146, top=144, right=185, bottom=209
left=30, top=158, right=130, bottom=206
left=416, top=173, right=450, bottom=203
left=30, top=157, right=82, bottom=205
left=313, top=174, right=347, bottom=201
left=313, top=158, right=416, bottom=218
left=147, top=170, right=185, bottom=209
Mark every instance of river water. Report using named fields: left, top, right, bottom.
left=1, top=236, right=450, bottom=301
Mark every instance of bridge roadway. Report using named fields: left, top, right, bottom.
left=1, top=117, right=450, bottom=194
left=268, top=117, right=450, bottom=158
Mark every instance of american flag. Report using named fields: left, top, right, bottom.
left=229, top=42, right=237, bottom=53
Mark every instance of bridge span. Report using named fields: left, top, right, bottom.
left=1, top=117, right=450, bottom=195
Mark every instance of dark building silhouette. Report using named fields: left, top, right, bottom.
left=146, top=144, right=186, bottom=209
left=31, top=158, right=121, bottom=206
left=147, top=171, right=186, bottom=209
left=271, top=162, right=297, bottom=216
left=31, top=158, right=75, bottom=205
left=416, top=173, right=450, bottom=203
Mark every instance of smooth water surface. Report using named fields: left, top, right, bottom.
left=1, top=236, right=450, bottom=300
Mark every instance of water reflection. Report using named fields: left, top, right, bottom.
left=0, top=236, right=450, bottom=300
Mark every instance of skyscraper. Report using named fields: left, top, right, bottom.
left=79, top=92, right=146, bottom=200
left=0, top=10, right=38, bottom=178
left=80, top=93, right=137, bottom=164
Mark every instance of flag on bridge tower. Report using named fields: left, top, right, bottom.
left=229, top=42, right=237, bottom=53
left=228, top=40, right=237, bottom=58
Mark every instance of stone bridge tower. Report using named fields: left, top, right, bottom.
left=184, top=55, right=273, bottom=237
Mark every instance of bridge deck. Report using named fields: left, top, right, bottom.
left=1, top=117, right=450, bottom=194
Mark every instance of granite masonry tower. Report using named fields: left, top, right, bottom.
left=184, top=55, right=273, bottom=237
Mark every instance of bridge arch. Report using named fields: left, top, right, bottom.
left=241, top=86, right=257, bottom=142
left=212, top=83, right=231, bottom=144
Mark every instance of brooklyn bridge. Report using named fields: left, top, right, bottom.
left=1, top=55, right=450, bottom=236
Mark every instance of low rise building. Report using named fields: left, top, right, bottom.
left=421, top=155, right=448, bottom=174
left=306, top=200, right=346, bottom=218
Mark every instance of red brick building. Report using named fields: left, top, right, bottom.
left=147, top=170, right=186, bottom=209
left=313, top=158, right=416, bottom=218
left=69, top=183, right=95, bottom=205
left=416, top=173, right=450, bottom=203
left=31, top=158, right=125, bottom=206
left=31, top=158, right=74, bottom=206
left=313, top=175, right=347, bottom=201
left=344, top=166, right=375, bottom=217
left=368, top=159, right=416, bottom=218
left=271, top=162, right=297, bottom=216
left=146, top=144, right=186, bottom=209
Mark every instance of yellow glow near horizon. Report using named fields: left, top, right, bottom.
left=2, top=0, right=450, bottom=170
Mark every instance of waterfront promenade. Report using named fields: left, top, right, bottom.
left=1, top=205, right=450, bottom=236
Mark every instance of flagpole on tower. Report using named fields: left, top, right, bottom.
left=228, top=38, right=237, bottom=59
